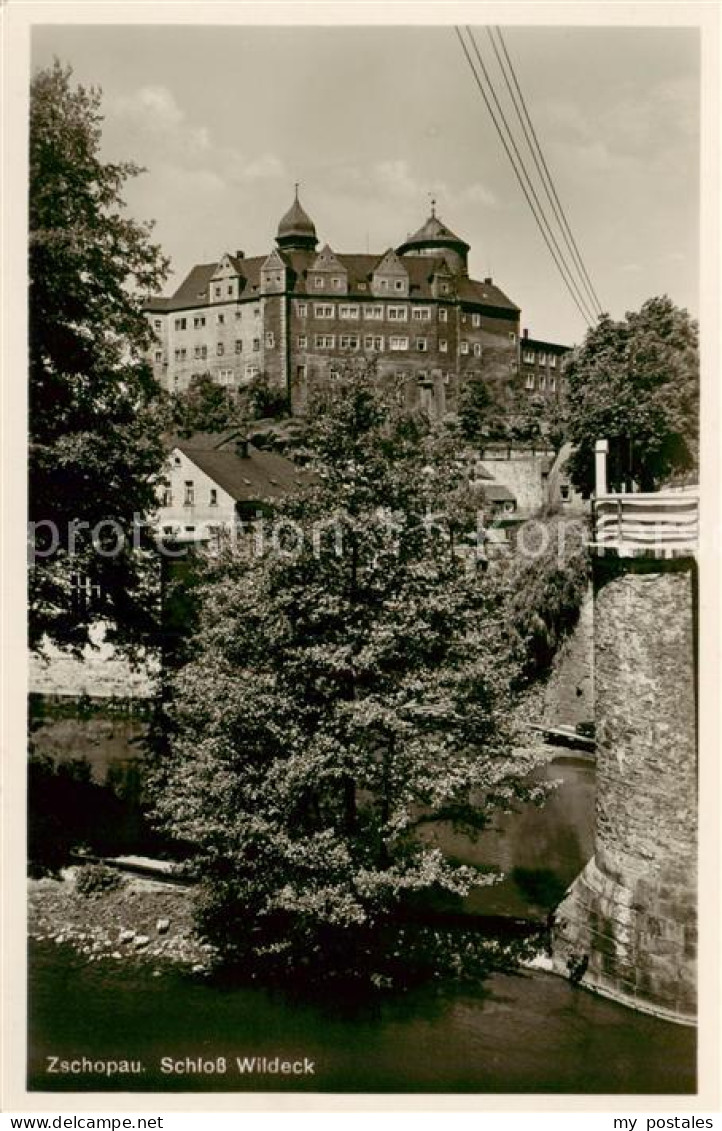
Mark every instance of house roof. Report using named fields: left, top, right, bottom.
left=396, top=210, right=470, bottom=256
left=520, top=335, right=572, bottom=353
left=483, top=483, right=516, bottom=503
left=170, top=430, right=313, bottom=503
left=148, top=251, right=518, bottom=313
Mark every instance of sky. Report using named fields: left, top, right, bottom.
left=32, top=22, right=700, bottom=347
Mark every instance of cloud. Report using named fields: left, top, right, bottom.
left=110, top=85, right=210, bottom=160
left=226, top=151, right=287, bottom=184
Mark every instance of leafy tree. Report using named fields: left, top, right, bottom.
left=29, top=60, right=169, bottom=654
left=456, top=375, right=509, bottom=444
left=167, top=372, right=245, bottom=437
left=149, top=366, right=545, bottom=984
left=564, top=297, right=699, bottom=494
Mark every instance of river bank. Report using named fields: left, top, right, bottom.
left=28, top=871, right=214, bottom=973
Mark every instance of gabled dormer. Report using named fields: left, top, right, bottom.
left=372, top=248, right=409, bottom=298
left=261, top=248, right=288, bottom=295
left=308, top=244, right=348, bottom=295
left=210, top=253, right=241, bottom=303
left=430, top=262, right=455, bottom=301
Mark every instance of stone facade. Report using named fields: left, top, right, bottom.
left=145, top=191, right=570, bottom=418
left=553, top=557, right=697, bottom=1023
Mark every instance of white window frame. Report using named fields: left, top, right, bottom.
left=473, top=343, right=482, bottom=358
left=265, top=331, right=275, bottom=348
left=438, top=308, right=448, bottom=322
left=339, top=305, right=360, bottom=320
left=340, top=334, right=359, bottom=350
left=522, top=350, right=535, bottom=365
left=389, top=336, right=409, bottom=351
left=364, top=305, right=384, bottom=320
left=416, top=338, right=428, bottom=352
left=459, top=341, right=469, bottom=355
left=548, top=354, right=557, bottom=368
left=298, top=334, right=308, bottom=348
left=315, top=334, right=336, bottom=349
left=472, top=313, right=481, bottom=328
left=387, top=305, right=408, bottom=321
left=364, top=335, right=384, bottom=351
left=412, top=307, right=432, bottom=321
left=525, top=373, right=535, bottom=390
left=296, top=302, right=308, bottom=317
left=314, top=304, right=335, bottom=319
left=439, top=339, right=448, bottom=353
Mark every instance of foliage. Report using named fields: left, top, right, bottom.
left=494, top=515, right=590, bottom=687
left=166, top=373, right=245, bottom=437
left=564, top=297, right=699, bottom=494
left=29, top=60, right=170, bottom=655
left=149, top=364, right=546, bottom=984
left=456, top=377, right=508, bottom=445
left=74, top=862, right=125, bottom=897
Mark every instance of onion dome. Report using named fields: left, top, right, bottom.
left=276, top=185, right=318, bottom=251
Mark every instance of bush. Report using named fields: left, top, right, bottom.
left=74, top=863, right=125, bottom=897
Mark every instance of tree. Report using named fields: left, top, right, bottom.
left=29, top=60, right=170, bottom=654
left=149, top=366, right=546, bottom=985
left=167, top=372, right=245, bottom=438
left=564, top=297, right=699, bottom=494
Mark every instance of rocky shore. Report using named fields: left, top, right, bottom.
left=28, top=870, right=215, bottom=974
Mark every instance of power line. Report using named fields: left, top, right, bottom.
left=462, top=25, right=597, bottom=326
left=490, top=26, right=604, bottom=316
left=454, top=26, right=596, bottom=328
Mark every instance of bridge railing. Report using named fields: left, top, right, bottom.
left=591, top=490, right=698, bottom=557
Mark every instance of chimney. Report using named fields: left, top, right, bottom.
left=236, top=249, right=245, bottom=260
left=235, top=437, right=249, bottom=459
left=523, top=328, right=529, bottom=339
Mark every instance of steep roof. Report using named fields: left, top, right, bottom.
left=147, top=252, right=518, bottom=312
left=171, top=430, right=313, bottom=503
left=397, top=210, right=470, bottom=256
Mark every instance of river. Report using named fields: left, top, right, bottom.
left=27, top=752, right=695, bottom=1095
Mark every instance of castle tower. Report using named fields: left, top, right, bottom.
left=275, top=185, right=318, bottom=253
left=396, top=202, right=470, bottom=277
left=552, top=477, right=698, bottom=1025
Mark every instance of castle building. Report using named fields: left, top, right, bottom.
left=144, top=190, right=567, bottom=417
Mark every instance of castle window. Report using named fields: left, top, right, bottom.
left=253, top=338, right=260, bottom=352
left=296, top=364, right=306, bottom=381
left=387, top=305, right=407, bottom=321
left=549, top=374, right=557, bottom=391
left=315, top=334, right=335, bottom=349
left=245, top=365, right=260, bottom=380
left=340, top=334, right=359, bottom=350
left=472, top=313, right=481, bottom=328
left=439, top=339, right=448, bottom=353
left=473, top=343, right=482, bottom=358
left=155, top=351, right=163, bottom=362
left=193, top=346, right=202, bottom=359
left=214, top=286, right=221, bottom=298
left=340, top=305, right=359, bottom=320
left=364, top=305, right=384, bottom=320
left=217, top=313, right=225, bottom=325
left=217, top=343, right=224, bottom=356
left=235, top=340, right=243, bottom=354
left=416, top=338, right=428, bottom=352
left=459, top=341, right=469, bottom=355
left=194, top=316, right=206, bottom=328
left=315, top=304, right=334, bottom=319
left=548, top=355, right=557, bottom=368
left=296, top=302, right=308, bottom=317
left=227, top=285, right=233, bottom=296
left=412, top=307, right=431, bottom=321
left=200, top=345, right=207, bottom=360
left=174, top=318, right=187, bottom=331
left=390, top=336, right=408, bottom=351
left=174, top=348, right=187, bottom=361
left=217, top=368, right=234, bottom=384
left=184, top=481, right=194, bottom=506
left=522, top=350, right=535, bottom=364
left=332, top=277, right=343, bottom=290
left=210, top=489, right=218, bottom=506
left=461, top=314, right=467, bottom=325
left=298, top=334, right=308, bottom=348
left=364, top=335, right=384, bottom=351
left=438, top=309, right=448, bottom=322
left=314, top=277, right=323, bottom=288
left=378, top=279, right=389, bottom=291
left=509, top=331, right=517, bottom=343
left=539, top=374, right=546, bottom=390
left=538, top=352, right=547, bottom=365
left=154, top=319, right=162, bottom=330
left=265, top=331, right=275, bottom=348
left=440, top=283, right=449, bottom=294
left=394, top=279, right=405, bottom=292
left=161, top=488, right=172, bottom=507
left=526, top=373, right=535, bottom=390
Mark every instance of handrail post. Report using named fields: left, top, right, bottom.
left=595, top=438, right=609, bottom=497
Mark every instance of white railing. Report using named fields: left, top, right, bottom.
left=592, top=490, right=698, bottom=556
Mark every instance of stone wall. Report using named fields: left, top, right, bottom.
left=479, top=454, right=549, bottom=514
left=553, top=558, right=697, bottom=1023
left=29, top=625, right=158, bottom=701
